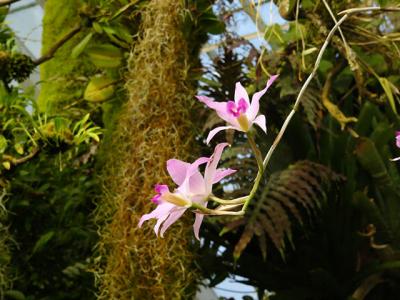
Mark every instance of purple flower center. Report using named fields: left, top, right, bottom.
left=151, top=184, right=168, bottom=204
left=227, top=98, right=248, bottom=117
left=151, top=194, right=161, bottom=204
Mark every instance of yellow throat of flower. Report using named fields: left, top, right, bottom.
left=163, top=192, right=192, bottom=207
left=237, top=114, right=250, bottom=131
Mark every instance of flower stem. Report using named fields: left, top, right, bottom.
left=209, top=195, right=247, bottom=205
left=190, top=202, right=244, bottom=216
left=247, top=132, right=263, bottom=170
left=241, top=165, right=263, bottom=212
left=241, top=14, right=349, bottom=213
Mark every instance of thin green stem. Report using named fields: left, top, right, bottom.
left=241, top=14, right=349, bottom=213
left=241, top=166, right=263, bottom=212
left=190, top=202, right=244, bottom=216
left=247, top=132, right=263, bottom=170
left=209, top=195, right=247, bottom=205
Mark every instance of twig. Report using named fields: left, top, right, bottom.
left=338, top=6, right=400, bottom=15
left=322, top=0, right=350, bottom=51
left=242, top=6, right=400, bottom=211
left=3, top=147, right=39, bottom=165
left=262, top=14, right=349, bottom=170
left=239, top=0, right=267, bottom=33
left=241, top=14, right=348, bottom=212
left=0, top=0, right=20, bottom=7
left=34, top=24, right=81, bottom=66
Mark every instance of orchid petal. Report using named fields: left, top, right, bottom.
left=167, top=159, right=190, bottom=185
left=178, top=169, right=206, bottom=198
left=213, top=168, right=237, bottom=184
left=154, top=214, right=169, bottom=236
left=189, top=171, right=206, bottom=196
left=193, top=212, right=205, bottom=241
left=196, top=95, right=225, bottom=111
left=204, top=143, right=229, bottom=193
left=253, top=114, right=267, bottom=133
left=248, top=75, right=278, bottom=120
left=155, top=184, right=169, bottom=194
left=160, top=208, right=186, bottom=237
left=196, top=96, right=237, bottom=125
left=396, top=133, right=400, bottom=148
left=187, top=157, right=210, bottom=177
left=138, top=202, right=175, bottom=228
left=391, top=157, right=400, bottom=161
left=168, top=157, right=209, bottom=196
left=234, top=82, right=250, bottom=105
left=206, top=126, right=235, bottom=144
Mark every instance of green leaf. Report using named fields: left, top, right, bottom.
left=264, top=24, right=285, bottom=49
left=86, top=44, right=123, bottom=68
left=378, top=77, right=398, bottom=115
left=110, top=0, right=141, bottom=21
left=2, top=161, right=11, bottom=170
left=87, top=132, right=100, bottom=142
left=0, top=134, right=7, bottom=154
left=32, top=231, right=55, bottom=254
left=4, top=290, right=26, bottom=300
left=14, top=143, right=24, bottom=155
left=103, top=25, right=132, bottom=48
left=92, top=22, right=103, bottom=34
left=84, top=75, right=117, bottom=102
left=71, top=32, right=93, bottom=59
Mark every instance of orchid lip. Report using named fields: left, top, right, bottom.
left=151, top=194, right=161, bottom=204
left=237, top=114, right=250, bottom=131
left=227, top=98, right=248, bottom=117
left=163, top=192, right=192, bottom=207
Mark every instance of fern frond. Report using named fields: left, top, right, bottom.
left=224, top=160, right=343, bottom=261
left=301, top=85, right=323, bottom=129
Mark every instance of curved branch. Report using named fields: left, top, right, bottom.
left=3, top=147, right=39, bottom=165
left=339, top=6, right=400, bottom=15
left=34, top=24, right=81, bottom=66
left=0, top=0, right=21, bottom=7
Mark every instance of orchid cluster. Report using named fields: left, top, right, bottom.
left=139, top=75, right=278, bottom=239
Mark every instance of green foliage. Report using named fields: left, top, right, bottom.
left=0, top=81, right=101, bottom=299
left=224, top=161, right=343, bottom=261
left=0, top=9, right=101, bottom=297
left=197, top=1, right=400, bottom=299
left=5, top=149, right=98, bottom=299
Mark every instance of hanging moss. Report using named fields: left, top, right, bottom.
left=95, top=0, right=202, bottom=298
left=38, top=0, right=95, bottom=113
left=0, top=189, right=11, bottom=298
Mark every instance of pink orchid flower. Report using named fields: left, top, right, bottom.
left=391, top=131, right=400, bottom=161
left=196, top=75, right=278, bottom=144
left=138, top=143, right=236, bottom=240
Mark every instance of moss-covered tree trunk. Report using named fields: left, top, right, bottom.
left=95, top=0, right=201, bottom=298
left=0, top=193, right=11, bottom=298
left=38, top=0, right=95, bottom=113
